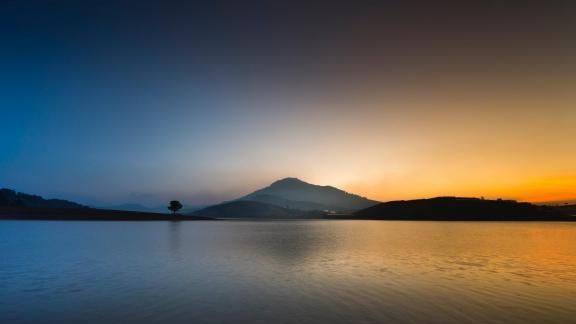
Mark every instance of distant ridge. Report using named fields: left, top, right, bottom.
left=239, top=177, right=379, bottom=212
left=349, top=197, right=574, bottom=221
left=0, top=188, right=85, bottom=209
left=0, top=188, right=213, bottom=221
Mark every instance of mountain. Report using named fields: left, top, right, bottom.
left=0, top=188, right=85, bottom=209
left=192, top=177, right=378, bottom=219
left=193, top=200, right=321, bottom=219
left=350, top=197, right=574, bottom=221
left=239, top=177, right=379, bottom=212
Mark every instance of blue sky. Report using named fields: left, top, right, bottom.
left=2, top=1, right=575, bottom=205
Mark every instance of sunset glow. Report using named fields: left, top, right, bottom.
left=2, top=2, right=576, bottom=324
left=1, top=1, right=575, bottom=206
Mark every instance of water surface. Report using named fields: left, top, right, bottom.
left=1, top=220, right=575, bottom=323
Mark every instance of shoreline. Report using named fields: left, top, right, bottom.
left=0, top=207, right=213, bottom=221
left=2, top=207, right=573, bottom=222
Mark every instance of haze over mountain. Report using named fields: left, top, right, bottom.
left=192, top=177, right=378, bottom=219
left=239, top=177, right=379, bottom=212
left=193, top=200, right=321, bottom=220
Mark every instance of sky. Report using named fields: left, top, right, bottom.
left=1, top=1, right=576, bottom=206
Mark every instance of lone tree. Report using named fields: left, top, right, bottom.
left=167, top=200, right=183, bottom=215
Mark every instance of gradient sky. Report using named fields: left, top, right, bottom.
left=1, top=1, right=575, bottom=206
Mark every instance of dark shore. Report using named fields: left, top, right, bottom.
left=324, top=215, right=576, bottom=221
left=338, top=197, right=576, bottom=221
left=193, top=197, right=576, bottom=221
left=2, top=200, right=574, bottom=222
left=0, top=207, right=213, bottom=221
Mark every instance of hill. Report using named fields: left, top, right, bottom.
left=239, top=177, right=379, bottom=212
left=0, top=189, right=211, bottom=221
left=349, top=197, right=574, bottom=221
left=0, top=188, right=85, bottom=208
left=193, top=200, right=322, bottom=219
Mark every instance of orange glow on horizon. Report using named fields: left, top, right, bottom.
left=333, top=175, right=576, bottom=204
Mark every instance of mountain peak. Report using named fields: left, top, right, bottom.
left=270, top=177, right=308, bottom=187
left=239, top=178, right=380, bottom=212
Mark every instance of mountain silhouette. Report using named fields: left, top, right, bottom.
left=239, top=177, right=379, bottom=212
left=349, top=197, right=573, bottom=221
left=0, top=188, right=85, bottom=209
left=192, top=177, right=378, bottom=219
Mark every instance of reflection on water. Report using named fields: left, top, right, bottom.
left=235, top=222, right=339, bottom=265
left=169, top=221, right=182, bottom=258
left=0, top=220, right=575, bottom=323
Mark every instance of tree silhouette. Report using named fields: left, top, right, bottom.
left=168, top=200, right=183, bottom=215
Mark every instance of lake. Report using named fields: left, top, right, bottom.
left=1, top=220, right=575, bottom=323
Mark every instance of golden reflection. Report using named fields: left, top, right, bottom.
left=296, top=221, right=576, bottom=290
